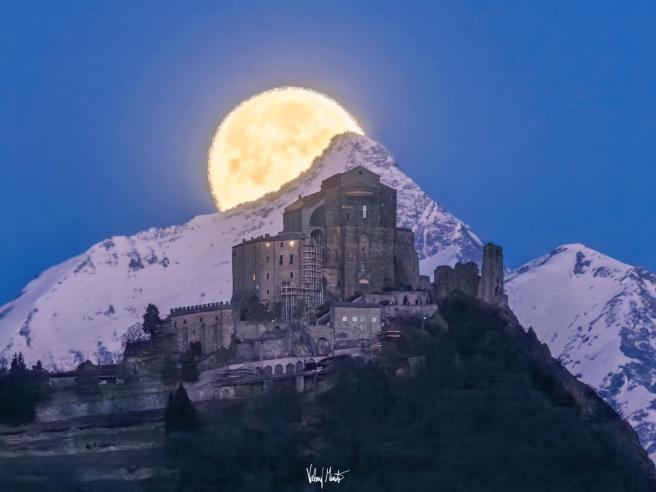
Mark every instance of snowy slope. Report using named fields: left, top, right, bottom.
left=506, top=244, right=656, bottom=462
left=0, top=133, right=483, bottom=370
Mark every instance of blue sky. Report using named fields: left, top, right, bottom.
left=1, top=1, right=655, bottom=304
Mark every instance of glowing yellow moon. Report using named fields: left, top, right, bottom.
left=207, top=87, right=363, bottom=210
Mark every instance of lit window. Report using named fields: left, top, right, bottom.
left=266, top=243, right=270, bottom=247
left=342, top=316, right=348, bottom=322
left=290, top=241, right=295, bottom=247
left=372, top=317, right=377, bottom=322
left=362, top=204, right=367, bottom=219
left=352, top=316, right=357, bottom=322
left=252, top=273, right=256, bottom=281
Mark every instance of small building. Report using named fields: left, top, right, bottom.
left=159, top=302, right=233, bottom=354
left=330, top=302, right=382, bottom=351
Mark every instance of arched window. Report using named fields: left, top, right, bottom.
left=309, top=206, right=325, bottom=227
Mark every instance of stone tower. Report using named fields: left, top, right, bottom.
left=477, top=243, right=507, bottom=306
left=281, top=166, right=420, bottom=300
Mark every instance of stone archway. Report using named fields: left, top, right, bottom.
left=316, top=337, right=331, bottom=356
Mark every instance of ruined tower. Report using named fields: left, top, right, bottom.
left=433, top=243, right=508, bottom=307
left=477, top=243, right=507, bottom=306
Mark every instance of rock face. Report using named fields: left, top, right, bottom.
left=506, top=243, right=656, bottom=463
left=0, top=133, right=484, bottom=370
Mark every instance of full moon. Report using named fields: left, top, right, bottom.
left=207, top=87, right=363, bottom=210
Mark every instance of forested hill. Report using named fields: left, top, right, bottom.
left=166, top=296, right=656, bottom=492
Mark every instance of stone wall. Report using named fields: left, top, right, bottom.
left=394, top=228, right=420, bottom=289
left=160, top=303, right=233, bottom=354
left=331, top=303, right=382, bottom=350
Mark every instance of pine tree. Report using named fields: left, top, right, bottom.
left=142, top=303, right=161, bottom=336
left=165, top=383, right=200, bottom=434
left=1, top=352, right=39, bottom=425
left=10, top=352, right=26, bottom=375
left=161, top=356, right=179, bottom=386
left=181, top=352, right=200, bottom=383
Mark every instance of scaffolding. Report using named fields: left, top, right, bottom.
left=281, top=281, right=302, bottom=326
left=281, top=236, right=323, bottom=326
left=301, top=237, right=323, bottom=311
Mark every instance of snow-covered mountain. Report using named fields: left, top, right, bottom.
left=0, top=132, right=483, bottom=370
left=506, top=244, right=656, bottom=462
left=3, top=131, right=656, bottom=463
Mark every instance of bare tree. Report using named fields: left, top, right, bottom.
left=121, top=322, right=150, bottom=348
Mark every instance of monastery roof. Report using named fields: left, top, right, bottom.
left=284, top=190, right=323, bottom=213
left=234, top=231, right=305, bottom=247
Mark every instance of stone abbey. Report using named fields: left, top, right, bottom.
left=232, top=166, right=423, bottom=307
left=49, top=165, right=510, bottom=407
left=155, top=165, right=508, bottom=360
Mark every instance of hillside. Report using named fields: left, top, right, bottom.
left=164, top=297, right=656, bottom=491
left=506, top=243, right=656, bottom=463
